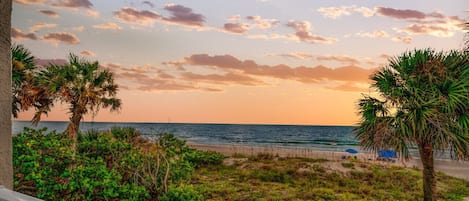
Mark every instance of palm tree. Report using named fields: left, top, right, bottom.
left=11, top=44, right=53, bottom=119
left=355, top=49, right=469, bottom=201
left=12, top=44, right=35, bottom=117
left=35, top=54, right=122, bottom=153
left=0, top=0, right=13, bottom=189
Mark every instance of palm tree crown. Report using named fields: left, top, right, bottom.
left=11, top=44, right=54, bottom=119
left=36, top=53, right=121, bottom=152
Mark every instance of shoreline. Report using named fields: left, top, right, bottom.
left=188, top=143, right=469, bottom=181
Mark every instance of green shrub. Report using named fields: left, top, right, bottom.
left=185, top=150, right=225, bottom=167
left=159, top=185, right=203, bottom=201
left=13, top=127, right=209, bottom=200
left=341, top=162, right=354, bottom=168
left=251, top=168, right=292, bottom=183
left=110, top=127, right=141, bottom=142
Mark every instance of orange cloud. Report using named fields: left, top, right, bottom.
left=14, top=0, right=47, bottom=5
left=29, top=23, right=57, bottom=32
left=317, top=5, right=374, bottom=19
left=93, top=22, right=122, bottom=30
left=80, top=50, right=96, bottom=57
left=221, top=15, right=279, bottom=35
left=378, top=8, right=465, bottom=38
left=163, top=4, right=205, bottom=27
left=42, top=32, right=80, bottom=45
left=181, top=72, right=264, bottom=86
left=11, top=28, right=37, bottom=40
left=392, top=36, right=412, bottom=44
left=86, top=9, right=99, bottom=18
left=51, top=0, right=93, bottom=9
left=246, top=15, right=279, bottom=29
left=375, top=7, right=426, bottom=19
left=38, top=10, right=59, bottom=18
left=114, top=8, right=161, bottom=26
left=273, top=53, right=360, bottom=64
left=379, top=54, right=392, bottom=59
left=223, top=23, right=249, bottom=34
left=286, top=20, right=337, bottom=44
left=398, top=24, right=453, bottom=37
left=327, top=82, right=370, bottom=92
left=355, top=30, right=389, bottom=38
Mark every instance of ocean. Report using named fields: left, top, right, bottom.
left=13, top=121, right=359, bottom=152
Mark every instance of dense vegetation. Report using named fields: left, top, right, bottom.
left=12, top=127, right=469, bottom=200
left=13, top=127, right=224, bottom=200
left=192, top=154, right=469, bottom=201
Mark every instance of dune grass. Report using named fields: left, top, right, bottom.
left=191, top=154, right=469, bottom=201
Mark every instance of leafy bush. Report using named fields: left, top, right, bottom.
left=13, top=127, right=207, bottom=200
left=341, top=162, right=355, bottom=168
left=185, top=150, right=225, bottom=167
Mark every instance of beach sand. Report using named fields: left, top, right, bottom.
left=188, top=143, right=469, bottom=181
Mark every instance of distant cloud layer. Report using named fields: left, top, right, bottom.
left=174, top=54, right=375, bottom=84
left=42, top=32, right=80, bottom=44
left=98, top=52, right=377, bottom=92
left=11, top=28, right=37, bottom=40
left=318, top=5, right=465, bottom=41
left=105, top=63, right=219, bottom=92
left=114, top=4, right=205, bottom=28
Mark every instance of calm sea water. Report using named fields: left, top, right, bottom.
left=13, top=121, right=359, bottom=152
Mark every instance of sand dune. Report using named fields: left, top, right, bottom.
left=189, top=143, right=469, bottom=181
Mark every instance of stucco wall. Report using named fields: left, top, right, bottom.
left=0, top=0, right=13, bottom=190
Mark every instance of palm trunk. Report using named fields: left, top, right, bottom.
left=0, top=0, right=13, bottom=190
left=418, top=143, right=435, bottom=201
left=66, top=110, right=82, bottom=157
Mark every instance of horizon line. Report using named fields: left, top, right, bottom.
left=14, top=120, right=357, bottom=127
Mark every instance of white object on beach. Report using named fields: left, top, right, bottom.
left=0, top=186, right=43, bottom=201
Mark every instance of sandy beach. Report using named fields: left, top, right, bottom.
left=189, top=143, right=469, bottom=181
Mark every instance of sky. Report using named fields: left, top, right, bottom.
left=12, top=0, right=468, bottom=125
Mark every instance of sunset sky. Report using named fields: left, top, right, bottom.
left=12, top=0, right=468, bottom=125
